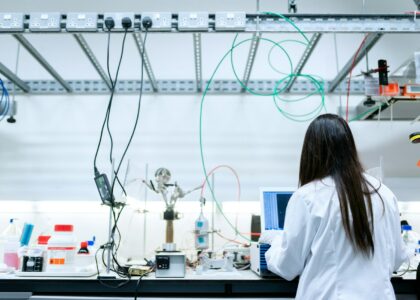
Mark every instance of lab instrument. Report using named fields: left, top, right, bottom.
left=250, top=188, right=294, bottom=277
left=155, top=252, right=186, bottom=278
left=195, top=197, right=209, bottom=250
left=143, top=168, right=200, bottom=248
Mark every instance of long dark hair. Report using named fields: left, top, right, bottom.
left=299, top=113, right=378, bottom=257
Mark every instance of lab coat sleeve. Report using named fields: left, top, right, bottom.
left=391, top=196, right=409, bottom=272
left=265, top=192, right=317, bottom=280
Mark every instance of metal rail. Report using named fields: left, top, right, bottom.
left=0, top=62, right=29, bottom=92
left=14, top=34, right=72, bottom=92
left=1, top=13, right=420, bottom=33
left=193, top=33, right=202, bottom=92
left=133, top=32, right=158, bottom=92
left=73, top=33, right=112, bottom=90
left=242, top=33, right=261, bottom=92
left=328, top=33, right=382, bottom=93
left=286, top=33, right=321, bottom=92
left=3, top=79, right=367, bottom=95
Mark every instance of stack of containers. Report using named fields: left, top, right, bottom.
left=46, top=225, right=77, bottom=272
left=21, top=235, right=51, bottom=272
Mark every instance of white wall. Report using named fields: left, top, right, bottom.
left=0, top=0, right=420, bottom=259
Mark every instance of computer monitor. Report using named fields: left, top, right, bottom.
left=260, top=188, right=295, bottom=231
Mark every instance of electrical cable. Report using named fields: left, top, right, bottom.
left=95, top=28, right=150, bottom=286
left=199, top=12, right=325, bottom=242
left=0, top=78, right=10, bottom=123
left=134, top=269, right=154, bottom=300
left=199, top=165, right=241, bottom=239
left=93, top=28, right=128, bottom=196
left=345, top=34, right=369, bottom=122
left=110, top=30, right=149, bottom=196
left=106, top=30, right=129, bottom=196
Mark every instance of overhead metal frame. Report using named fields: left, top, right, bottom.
left=0, top=13, right=419, bottom=33
left=13, top=34, right=72, bottom=92
left=133, top=32, right=158, bottom=92
left=242, top=33, right=261, bottom=92
left=0, top=13, right=419, bottom=95
left=0, top=62, right=30, bottom=93
left=328, top=33, right=382, bottom=93
left=193, top=33, right=202, bottom=92
left=286, top=32, right=321, bottom=92
left=4, top=79, right=367, bottom=95
left=73, top=33, right=112, bottom=90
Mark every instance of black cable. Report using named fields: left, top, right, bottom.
left=105, top=31, right=128, bottom=196
left=93, top=29, right=128, bottom=196
left=95, top=26, right=151, bottom=290
left=110, top=30, right=149, bottom=195
left=134, top=275, right=143, bottom=300
left=95, top=247, right=132, bottom=289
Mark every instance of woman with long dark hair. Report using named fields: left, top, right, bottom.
left=265, top=114, right=408, bottom=299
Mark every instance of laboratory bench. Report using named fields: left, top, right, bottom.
left=0, top=270, right=418, bottom=299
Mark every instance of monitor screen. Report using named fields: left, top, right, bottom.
left=262, top=191, right=293, bottom=230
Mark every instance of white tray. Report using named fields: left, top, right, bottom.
left=15, top=269, right=97, bottom=277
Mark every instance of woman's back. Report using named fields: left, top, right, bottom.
left=266, top=174, right=408, bottom=300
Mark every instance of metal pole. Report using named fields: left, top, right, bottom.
left=143, top=163, right=149, bottom=259
left=211, top=173, right=215, bottom=253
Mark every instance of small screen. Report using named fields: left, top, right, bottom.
left=263, top=191, right=293, bottom=230
left=409, top=86, right=420, bottom=92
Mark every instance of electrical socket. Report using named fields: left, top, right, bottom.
left=29, top=12, right=61, bottom=32
left=141, top=12, right=172, bottom=31
left=103, top=13, right=134, bottom=31
left=178, top=12, right=208, bottom=31
left=215, top=12, right=246, bottom=31
left=0, top=13, right=24, bottom=32
left=66, top=13, right=98, bottom=32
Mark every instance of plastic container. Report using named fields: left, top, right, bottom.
left=22, top=248, right=44, bottom=272
left=195, top=213, right=209, bottom=250
left=379, top=82, right=400, bottom=96
left=32, top=235, right=51, bottom=272
left=402, top=225, right=418, bottom=257
left=46, top=225, right=77, bottom=272
left=2, top=219, right=22, bottom=269
left=4, top=236, right=20, bottom=269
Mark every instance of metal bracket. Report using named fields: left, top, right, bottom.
left=286, top=33, right=321, bottom=92
left=193, top=33, right=202, bottom=92
left=73, top=33, right=112, bottom=90
left=3, top=79, right=366, bottom=95
left=288, top=0, right=297, bottom=13
left=329, top=33, right=382, bottom=93
left=133, top=32, right=158, bottom=92
left=14, top=34, right=72, bottom=92
left=0, top=62, right=29, bottom=93
left=242, top=33, right=261, bottom=92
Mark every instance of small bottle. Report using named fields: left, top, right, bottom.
left=402, top=225, right=417, bottom=256
left=78, top=241, right=89, bottom=254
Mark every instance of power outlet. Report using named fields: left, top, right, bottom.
left=103, top=13, right=134, bottom=31
left=66, top=13, right=98, bottom=32
left=178, top=12, right=208, bottom=31
left=142, top=12, right=172, bottom=31
left=0, top=13, right=24, bottom=32
left=29, top=12, right=61, bottom=32
left=215, top=12, right=246, bottom=31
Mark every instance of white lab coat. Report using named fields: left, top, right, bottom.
left=265, top=174, right=408, bottom=300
